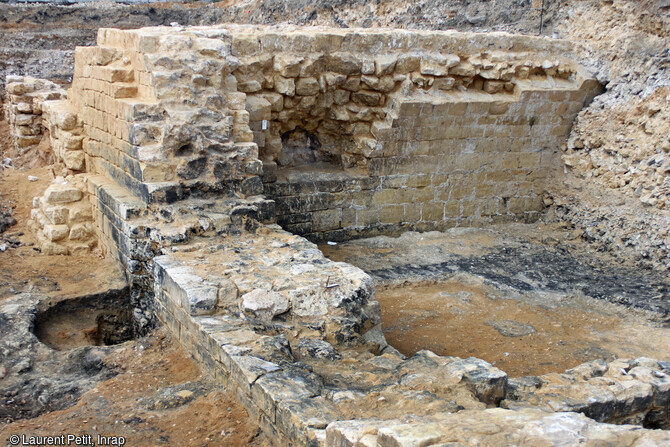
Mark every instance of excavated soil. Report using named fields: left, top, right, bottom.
left=376, top=280, right=669, bottom=377
left=33, top=290, right=135, bottom=351
left=320, top=226, right=670, bottom=378
left=0, top=328, right=269, bottom=447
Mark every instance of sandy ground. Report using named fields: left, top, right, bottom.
left=0, top=328, right=269, bottom=447
left=320, top=226, right=670, bottom=378
left=0, top=118, right=270, bottom=446
left=376, top=279, right=670, bottom=377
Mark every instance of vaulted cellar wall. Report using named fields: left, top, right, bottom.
left=223, top=26, right=602, bottom=241
left=264, top=83, right=600, bottom=241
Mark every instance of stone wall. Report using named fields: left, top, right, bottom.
left=230, top=27, right=588, bottom=170
left=42, top=100, right=87, bottom=172
left=224, top=27, right=601, bottom=241
left=3, top=76, right=66, bottom=157
left=63, top=25, right=601, bottom=243
left=266, top=82, right=599, bottom=241
left=28, top=175, right=97, bottom=255
left=69, top=26, right=265, bottom=204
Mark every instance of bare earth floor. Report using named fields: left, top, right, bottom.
left=320, top=225, right=670, bottom=377
left=0, top=327, right=270, bottom=447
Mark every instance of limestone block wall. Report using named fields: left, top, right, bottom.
left=66, top=25, right=601, bottom=207
left=28, top=175, right=97, bottom=255
left=229, top=26, right=588, bottom=170
left=3, top=76, right=90, bottom=173
left=3, top=76, right=66, bottom=155
left=267, top=81, right=600, bottom=242
left=7, top=27, right=604, bottom=258
left=223, top=27, right=601, bottom=241
left=42, top=100, right=87, bottom=171
left=70, top=26, right=263, bottom=205
left=69, top=37, right=169, bottom=203
left=4, top=77, right=101, bottom=255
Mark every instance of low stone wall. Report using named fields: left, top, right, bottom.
left=72, top=155, right=670, bottom=443
left=28, top=175, right=96, bottom=255
left=3, top=76, right=99, bottom=255
left=3, top=76, right=66, bottom=156
left=149, top=223, right=670, bottom=445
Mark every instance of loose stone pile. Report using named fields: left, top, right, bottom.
left=563, top=88, right=670, bottom=210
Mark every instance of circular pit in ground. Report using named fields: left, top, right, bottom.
left=33, top=290, right=135, bottom=351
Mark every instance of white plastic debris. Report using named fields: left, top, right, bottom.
left=0, top=243, right=7, bottom=253
left=327, top=241, right=337, bottom=246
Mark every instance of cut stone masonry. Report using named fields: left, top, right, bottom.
left=8, top=24, right=669, bottom=446
left=28, top=175, right=96, bottom=255
left=3, top=76, right=66, bottom=158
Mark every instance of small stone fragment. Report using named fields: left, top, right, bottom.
left=297, top=339, right=342, bottom=360
left=240, top=289, right=290, bottom=321
left=486, top=320, right=537, bottom=337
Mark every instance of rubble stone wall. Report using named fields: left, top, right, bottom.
left=3, top=76, right=66, bottom=157
left=42, top=100, right=87, bottom=172
left=28, top=175, right=97, bottom=255
left=223, top=26, right=601, bottom=240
